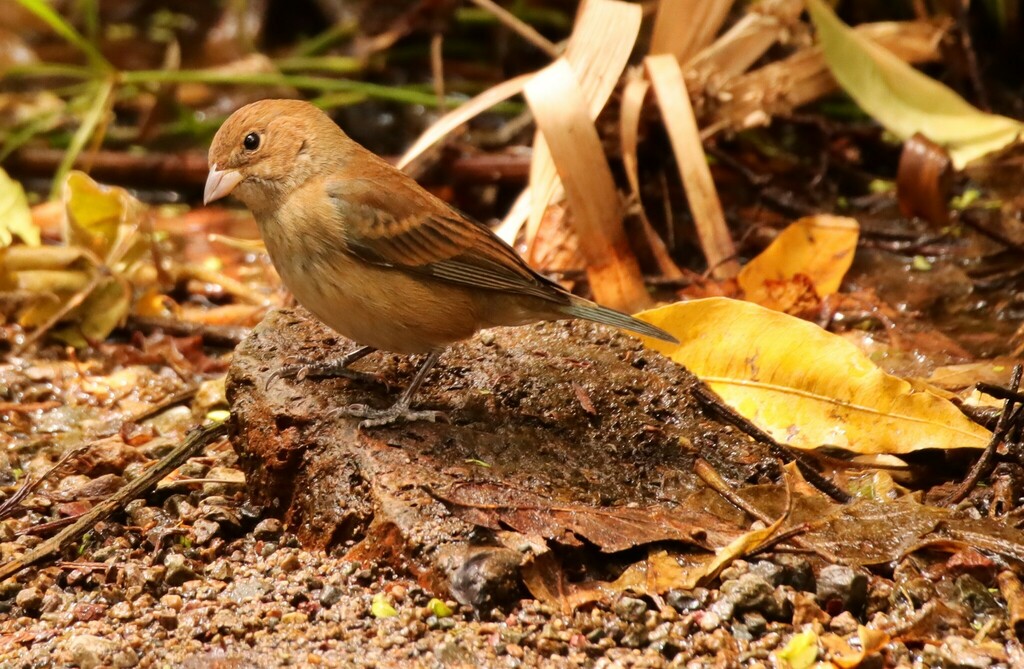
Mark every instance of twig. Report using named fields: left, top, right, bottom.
left=694, top=458, right=841, bottom=563
left=467, top=0, right=560, bottom=58
left=952, top=0, right=989, bottom=110
left=0, top=445, right=88, bottom=522
left=6, top=147, right=209, bottom=189
left=692, top=382, right=852, bottom=503
left=430, top=32, right=445, bottom=113
left=0, top=421, right=228, bottom=583
left=942, top=365, right=1023, bottom=506
left=129, top=385, right=199, bottom=424
left=126, top=315, right=250, bottom=349
left=997, top=570, right=1024, bottom=639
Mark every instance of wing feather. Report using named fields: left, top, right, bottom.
left=326, top=176, right=568, bottom=304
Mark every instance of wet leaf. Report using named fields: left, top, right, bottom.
left=521, top=550, right=710, bottom=613
left=635, top=298, right=992, bottom=453
left=433, top=481, right=736, bottom=553
left=738, top=215, right=859, bottom=308
left=686, top=499, right=789, bottom=588
left=807, top=0, right=1023, bottom=168
left=0, top=167, right=40, bottom=247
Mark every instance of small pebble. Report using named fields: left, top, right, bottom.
left=253, top=518, right=283, bottom=539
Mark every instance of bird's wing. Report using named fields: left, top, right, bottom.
left=325, top=175, right=568, bottom=303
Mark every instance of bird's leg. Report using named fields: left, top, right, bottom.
left=335, top=349, right=448, bottom=429
left=268, top=345, right=378, bottom=389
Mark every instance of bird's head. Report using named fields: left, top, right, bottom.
left=205, top=99, right=345, bottom=211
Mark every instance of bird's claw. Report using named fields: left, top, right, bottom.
left=266, top=360, right=379, bottom=391
left=332, top=402, right=448, bottom=429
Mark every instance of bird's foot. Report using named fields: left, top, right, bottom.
left=333, top=401, right=448, bottom=429
left=267, top=359, right=379, bottom=390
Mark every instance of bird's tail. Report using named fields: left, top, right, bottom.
left=562, top=298, right=679, bottom=344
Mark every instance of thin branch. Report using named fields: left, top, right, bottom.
left=0, top=421, right=228, bottom=583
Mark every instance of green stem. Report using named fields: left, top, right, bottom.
left=4, top=63, right=95, bottom=79
left=274, top=56, right=364, bottom=75
left=294, top=21, right=358, bottom=57
left=14, top=0, right=111, bottom=73
left=118, top=70, right=463, bottom=107
left=51, top=78, right=115, bottom=199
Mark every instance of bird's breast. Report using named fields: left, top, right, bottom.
left=258, top=214, right=483, bottom=354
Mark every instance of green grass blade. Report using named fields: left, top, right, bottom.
left=14, top=0, right=111, bottom=72
left=51, top=78, right=115, bottom=199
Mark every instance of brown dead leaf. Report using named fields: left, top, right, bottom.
left=433, top=481, right=737, bottom=553
left=521, top=549, right=712, bottom=614
left=821, top=626, right=890, bottom=669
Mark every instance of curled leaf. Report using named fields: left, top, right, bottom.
left=807, top=0, right=1023, bottom=168
left=0, top=167, right=40, bottom=247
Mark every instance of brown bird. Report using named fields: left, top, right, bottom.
left=205, top=99, right=677, bottom=427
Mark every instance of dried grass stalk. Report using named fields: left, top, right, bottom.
left=650, top=0, right=735, bottom=63
left=524, top=60, right=650, bottom=311
left=685, top=0, right=804, bottom=83
left=397, top=73, right=532, bottom=170
left=709, top=20, right=948, bottom=132
left=646, top=54, right=739, bottom=279
left=515, top=0, right=643, bottom=249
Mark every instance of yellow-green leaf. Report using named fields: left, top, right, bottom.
left=371, top=593, right=398, bottom=619
left=427, top=598, right=453, bottom=618
left=635, top=298, right=991, bottom=454
left=52, top=275, right=129, bottom=347
left=63, top=171, right=144, bottom=263
left=0, top=168, right=40, bottom=247
left=774, top=629, right=819, bottom=669
left=807, top=0, right=1022, bottom=168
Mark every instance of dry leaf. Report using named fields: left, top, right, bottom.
left=635, top=297, right=992, bottom=453
left=522, top=549, right=711, bottom=614
left=738, top=215, right=859, bottom=306
left=0, top=167, right=40, bottom=247
left=822, top=626, right=890, bottom=669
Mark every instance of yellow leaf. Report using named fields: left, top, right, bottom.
left=371, top=593, right=397, bottom=619
left=0, top=168, right=40, bottom=247
left=774, top=629, right=820, bottom=669
left=63, top=170, right=144, bottom=263
left=739, top=215, right=859, bottom=304
left=807, top=0, right=1022, bottom=169
left=635, top=298, right=991, bottom=453
left=53, top=275, right=129, bottom=346
left=427, top=598, right=452, bottom=618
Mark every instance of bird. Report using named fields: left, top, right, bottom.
left=205, top=99, right=677, bottom=428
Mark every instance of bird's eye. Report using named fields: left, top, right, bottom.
left=243, top=132, right=260, bottom=151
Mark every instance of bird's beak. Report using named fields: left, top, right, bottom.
left=204, top=165, right=244, bottom=205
